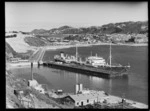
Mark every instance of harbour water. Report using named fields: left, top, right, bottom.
left=12, top=45, right=148, bottom=104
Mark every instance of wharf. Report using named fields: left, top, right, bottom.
left=42, top=61, right=128, bottom=79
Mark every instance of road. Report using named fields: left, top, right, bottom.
left=29, top=47, right=46, bottom=62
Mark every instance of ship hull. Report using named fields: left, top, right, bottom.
left=43, top=61, right=129, bottom=79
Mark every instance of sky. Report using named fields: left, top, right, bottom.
left=5, top=2, right=148, bottom=32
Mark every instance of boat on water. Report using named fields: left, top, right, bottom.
left=43, top=41, right=130, bottom=78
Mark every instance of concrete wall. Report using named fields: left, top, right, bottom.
left=75, top=98, right=98, bottom=106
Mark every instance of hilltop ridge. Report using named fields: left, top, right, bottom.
left=31, top=21, right=148, bottom=35
left=5, top=21, right=148, bottom=60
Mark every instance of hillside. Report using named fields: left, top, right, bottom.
left=6, top=42, right=16, bottom=56
left=6, top=33, right=36, bottom=53
left=24, top=37, right=48, bottom=47
left=6, top=41, right=35, bottom=60
left=6, top=69, right=63, bottom=108
left=6, top=21, right=148, bottom=59
left=31, top=21, right=148, bottom=35
left=5, top=32, right=39, bottom=59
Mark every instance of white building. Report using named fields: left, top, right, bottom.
left=65, top=90, right=108, bottom=106
left=63, top=84, right=109, bottom=107
left=28, top=79, right=45, bottom=94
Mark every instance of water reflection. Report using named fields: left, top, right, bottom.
left=110, top=76, right=129, bottom=97
left=108, top=79, right=112, bottom=94
left=90, top=76, right=105, bottom=90
left=91, top=76, right=105, bottom=85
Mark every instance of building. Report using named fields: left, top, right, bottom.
left=63, top=84, right=109, bottom=107
left=18, top=59, right=29, bottom=62
left=28, top=79, right=45, bottom=94
left=64, top=90, right=109, bottom=106
left=134, top=37, right=148, bottom=43
left=10, top=57, right=21, bottom=63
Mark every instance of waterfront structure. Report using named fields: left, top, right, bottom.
left=64, top=84, right=108, bottom=106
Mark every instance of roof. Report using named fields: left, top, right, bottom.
left=69, top=90, right=107, bottom=101
left=11, top=57, right=21, bottom=60
left=88, top=56, right=104, bottom=60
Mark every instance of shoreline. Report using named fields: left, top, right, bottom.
left=7, top=66, right=149, bottom=108
left=7, top=62, right=148, bottom=108
left=45, top=43, right=148, bottom=51
left=6, top=62, right=37, bottom=70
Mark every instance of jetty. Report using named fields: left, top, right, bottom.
left=43, top=61, right=128, bottom=78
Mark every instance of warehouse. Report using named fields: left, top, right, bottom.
left=62, top=84, right=109, bottom=106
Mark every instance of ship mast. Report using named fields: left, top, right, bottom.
left=76, top=44, right=78, bottom=62
left=109, top=39, right=112, bottom=67
left=31, top=62, right=33, bottom=80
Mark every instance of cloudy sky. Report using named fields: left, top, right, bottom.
left=5, top=2, right=148, bottom=32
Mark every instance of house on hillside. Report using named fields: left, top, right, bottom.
left=134, top=38, right=148, bottom=43
left=134, top=34, right=148, bottom=43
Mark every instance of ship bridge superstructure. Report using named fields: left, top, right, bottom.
left=87, top=56, right=106, bottom=67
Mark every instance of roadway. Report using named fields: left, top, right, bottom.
left=29, top=47, right=46, bottom=62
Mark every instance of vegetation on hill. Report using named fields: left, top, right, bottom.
left=6, top=21, right=148, bottom=61
left=6, top=42, right=33, bottom=60
left=24, top=37, right=47, bottom=47
left=6, top=70, right=62, bottom=108
left=30, top=21, right=148, bottom=35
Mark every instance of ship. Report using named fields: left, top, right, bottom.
left=43, top=42, right=130, bottom=78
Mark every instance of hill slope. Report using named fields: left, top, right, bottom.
left=31, top=21, right=148, bottom=35
left=6, top=33, right=34, bottom=53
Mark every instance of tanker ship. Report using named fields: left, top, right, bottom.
left=43, top=43, right=130, bottom=78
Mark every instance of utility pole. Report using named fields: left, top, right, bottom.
left=31, top=62, right=33, bottom=80
left=122, top=93, right=125, bottom=109
left=109, top=41, right=111, bottom=67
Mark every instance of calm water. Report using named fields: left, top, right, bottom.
left=12, top=45, right=148, bottom=104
